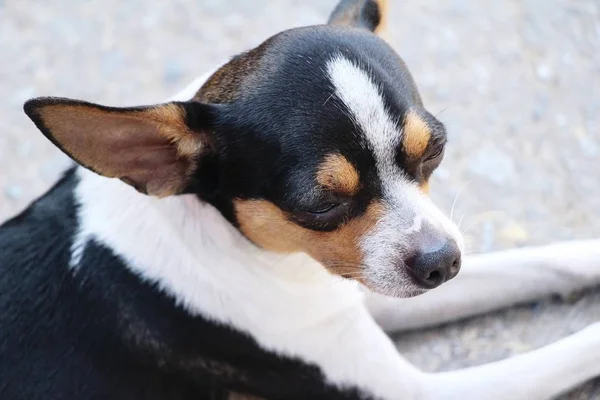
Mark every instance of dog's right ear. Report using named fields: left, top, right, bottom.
left=327, top=0, right=388, bottom=35
left=24, top=97, right=222, bottom=198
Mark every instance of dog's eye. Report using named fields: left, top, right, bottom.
left=293, top=200, right=350, bottom=230
left=424, top=145, right=444, bottom=162
left=307, top=202, right=339, bottom=215
left=300, top=201, right=347, bottom=220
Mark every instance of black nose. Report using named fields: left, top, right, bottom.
left=405, top=239, right=461, bottom=289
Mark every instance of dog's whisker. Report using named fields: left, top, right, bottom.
left=461, top=221, right=478, bottom=236
left=450, top=180, right=471, bottom=223
left=433, top=103, right=459, bottom=119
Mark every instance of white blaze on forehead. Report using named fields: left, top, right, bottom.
left=326, top=55, right=418, bottom=224
left=326, top=55, right=464, bottom=296
left=326, top=55, right=400, bottom=179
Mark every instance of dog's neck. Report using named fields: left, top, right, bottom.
left=72, top=166, right=363, bottom=340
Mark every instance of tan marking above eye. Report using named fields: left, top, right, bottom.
left=316, top=153, right=360, bottom=195
left=234, top=199, right=384, bottom=280
left=402, top=111, right=432, bottom=159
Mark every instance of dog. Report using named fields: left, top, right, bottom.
left=2, top=0, right=600, bottom=399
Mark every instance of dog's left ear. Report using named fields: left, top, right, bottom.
left=327, top=0, right=388, bottom=35
left=24, top=97, right=221, bottom=197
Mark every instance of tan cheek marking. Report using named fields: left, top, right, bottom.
left=402, top=111, right=432, bottom=159
left=234, top=199, right=384, bottom=278
left=316, top=154, right=360, bottom=195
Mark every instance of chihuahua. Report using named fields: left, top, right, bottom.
left=2, top=0, right=600, bottom=399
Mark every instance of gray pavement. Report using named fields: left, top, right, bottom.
left=1, top=1, right=599, bottom=398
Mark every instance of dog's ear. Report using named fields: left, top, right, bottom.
left=24, top=97, right=220, bottom=197
left=327, top=0, right=388, bottom=34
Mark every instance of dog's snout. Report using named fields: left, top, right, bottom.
left=405, top=239, right=462, bottom=289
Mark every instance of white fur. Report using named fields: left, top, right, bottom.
left=325, top=55, right=399, bottom=181
left=326, top=55, right=464, bottom=296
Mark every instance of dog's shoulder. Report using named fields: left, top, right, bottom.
left=0, top=166, right=79, bottom=298
left=0, top=166, right=78, bottom=240
left=0, top=167, right=85, bottom=398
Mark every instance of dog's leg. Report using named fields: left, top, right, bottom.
left=315, top=305, right=600, bottom=400
left=420, top=322, right=600, bottom=400
left=324, top=307, right=600, bottom=400
left=366, top=239, right=600, bottom=332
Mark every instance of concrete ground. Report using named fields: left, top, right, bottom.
left=1, top=0, right=599, bottom=398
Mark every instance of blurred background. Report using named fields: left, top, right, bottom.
left=1, top=0, right=599, bottom=397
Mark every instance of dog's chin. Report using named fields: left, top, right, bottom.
left=361, top=274, right=431, bottom=298
left=373, top=285, right=430, bottom=299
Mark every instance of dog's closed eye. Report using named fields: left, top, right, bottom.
left=306, top=202, right=340, bottom=215
left=424, top=144, right=444, bottom=162
left=293, top=200, right=351, bottom=231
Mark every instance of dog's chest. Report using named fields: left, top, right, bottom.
left=70, top=238, right=365, bottom=400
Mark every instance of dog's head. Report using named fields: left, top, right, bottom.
left=24, top=0, right=463, bottom=298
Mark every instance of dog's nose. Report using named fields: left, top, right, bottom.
left=405, top=239, right=461, bottom=289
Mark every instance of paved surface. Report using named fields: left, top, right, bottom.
left=1, top=0, right=599, bottom=397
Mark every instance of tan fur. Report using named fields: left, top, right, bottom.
left=37, top=103, right=203, bottom=197
left=145, top=104, right=204, bottom=157
left=316, top=153, right=360, bottom=195
left=402, top=111, right=432, bottom=159
left=374, top=0, right=389, bottom=36
left=235, top=199, right=384, bottom=280
left=420, top=181, right=430, bottom=195
left=195, top=42, right=269, bottom=104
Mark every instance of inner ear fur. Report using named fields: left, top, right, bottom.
left=328, top=0, right=388, bottom=35
left=24, top=97, right=218, bottom=197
